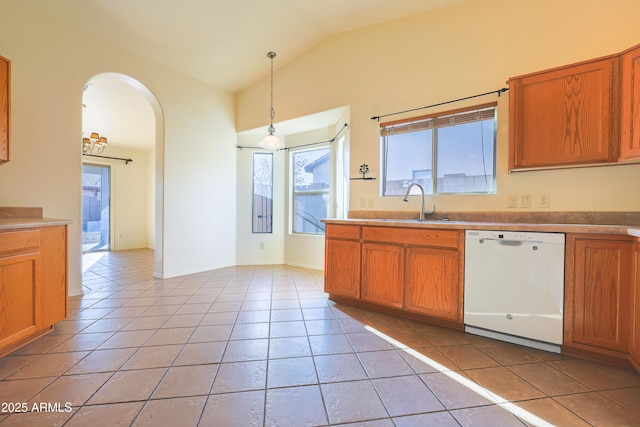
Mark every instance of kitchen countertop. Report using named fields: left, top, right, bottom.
left=322, top=217, right=640, bottom=238
left=0, top=207, right=71, bottom=230
left=0, top=217, right=72, bottom=230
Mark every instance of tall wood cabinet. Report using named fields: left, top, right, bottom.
left=0, top=55, right=9, bottom=164
left=0, top=225, right=67, bottom=356
left=564, top=234, right=634, bottom=362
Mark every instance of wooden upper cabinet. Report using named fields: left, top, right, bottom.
left=620, top=44, right=640, bottom=161
left=509, top=56, right=618, bottom=170
left=0, top=55, right=9, bottom=164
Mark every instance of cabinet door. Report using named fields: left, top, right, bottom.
left=325, top=238, right=361, bottom=299
left=0, top=55, right=8, bottom=164
left=569, top=238, right=633, bottom=352
left=632, top=243, right=640, bottom=369
left=509, top=57, right=617, bottom=169
left=405, top=246, right=461, bottom=322
left=620, top=45, right=640, bottom=160
left=0, top=252, right=40, bottom=347
left=361, top=243, right=404, bottom=308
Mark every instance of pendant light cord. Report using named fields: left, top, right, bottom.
left=268, top=51, right=276, bottom=133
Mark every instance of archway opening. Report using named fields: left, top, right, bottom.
left=81, top=73, right=165, bottom=278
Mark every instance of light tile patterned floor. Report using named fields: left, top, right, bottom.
left=1, top=249, right=640, bottom=426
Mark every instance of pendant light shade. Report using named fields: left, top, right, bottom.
left=259, top=133, right=282, bottom=150
left=258, top=51, right=285, bottom=150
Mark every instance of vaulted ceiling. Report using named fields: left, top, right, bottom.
left=29, top=0, right=469, bottom=151
left=33, top=0, right=468, bottom=92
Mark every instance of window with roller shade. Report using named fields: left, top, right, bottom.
left=381, top=103, right=497, bottom=196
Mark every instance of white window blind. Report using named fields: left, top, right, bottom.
left=381, top=105, right=496, bottom=137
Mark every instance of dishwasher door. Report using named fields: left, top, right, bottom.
left=464, top=230, right=565, bottom=350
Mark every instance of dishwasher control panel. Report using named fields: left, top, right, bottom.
left=465, top=229, right=565, bottom=243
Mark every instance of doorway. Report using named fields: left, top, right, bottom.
left=82, top=72, right=164, bottom=277
left=82, top=164, right=111, bottom=252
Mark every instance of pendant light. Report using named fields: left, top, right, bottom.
left=258, top=51, right=284, bottom=150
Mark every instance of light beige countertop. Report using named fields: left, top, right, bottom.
left=0, top=217, right=72, bottom=230
left=0, top=207, right=71, bottom=230
left=323, top=211, right=640, bottom=238
left=323, top=218, right=639, bottom=236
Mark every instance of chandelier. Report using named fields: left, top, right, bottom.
left=258, top=51, right=284, bottom=150
left=82, top=132, right=108, bottom=155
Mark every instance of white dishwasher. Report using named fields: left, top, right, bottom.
left=464, top=230, right=565, bottom=353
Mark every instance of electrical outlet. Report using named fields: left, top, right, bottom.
left=359, top=198, right=366, bottom=208
left=538, top=194, right=550, bottom=208
left=520, top=194, right=531, bottom=208
left=367, top=198, right=374, bottom=208
left=507, top=194, right=517, bottom=208
left=260, top=242, right=264, bottom=249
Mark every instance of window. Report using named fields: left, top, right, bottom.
left=381, top=103, right=496, bottom=196
left=292, top=147, right=330, bottom=234
left=252, top=152, right=273, bottom=233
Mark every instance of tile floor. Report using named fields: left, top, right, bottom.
left=1, top=249, right=640, bottom=426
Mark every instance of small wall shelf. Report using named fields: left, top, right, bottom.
left=350, top=164, right=376, bottom=180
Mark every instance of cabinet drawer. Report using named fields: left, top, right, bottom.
left=362, top=226, right=459, bottom=248
left=0, top=229, right=40, bottom=254
left=326, top=224, right=361, bottom=240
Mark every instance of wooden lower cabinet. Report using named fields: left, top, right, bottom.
left=405, top=246, right=461, bottom=322
left=361, top=243, right=404, bottom=308
left=325, top=223, right=463, bottom=327
left=324, top=225, right=361, bottom=299
left=39, top=226, right=68, bottom=326
left=0, top=225, right=67, bottom=356
left=0, top=251, right=40, bottom=348
left=632, top=242, right=640, bottom=370
left=564, top=234, right=634, bottom=362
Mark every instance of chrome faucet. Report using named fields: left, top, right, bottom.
left=402, top=182, right=436, bottom=221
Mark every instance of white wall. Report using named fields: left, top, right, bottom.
left=236, top=0, right=640, bottom=216
left=235, top=135, right=286, bottom=265
left=0, top=3, right=237, bottom=294
left=146, top=147, right=155, bottom=249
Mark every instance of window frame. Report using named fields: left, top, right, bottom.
left=251, top=151, right=273, bottom=234
left=290, top=145, right=331, bottom=235
left=380, top=102, right=497, bottom=197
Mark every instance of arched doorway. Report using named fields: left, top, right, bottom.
left=81, top=73, right=165, bottom=278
